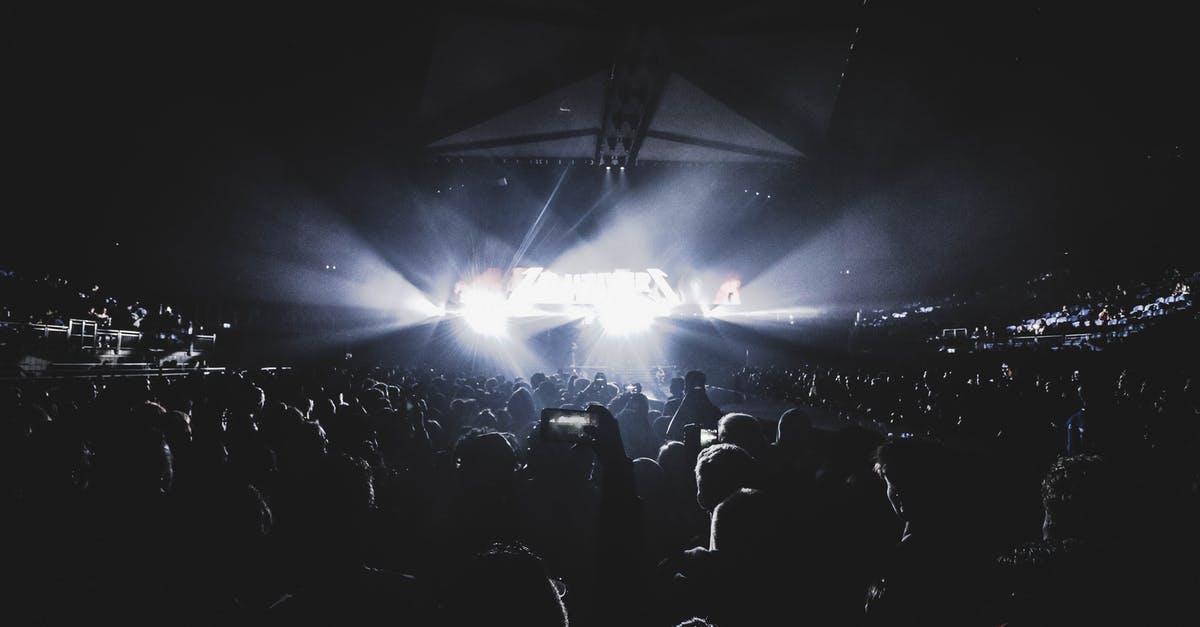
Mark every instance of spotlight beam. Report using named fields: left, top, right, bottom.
left=508, top=167, right=570, bottom=273
left=558, top=185, right=619, bottom=242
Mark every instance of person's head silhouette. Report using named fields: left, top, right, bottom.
left=669, top=377, right=686, bottom=397
left=776, top=407, right=813, bottom=456
left=455, top=430, right=518, bottom=492
left=446, top=542, right=568, bottom=627
left=717, top=413, right=768, bottom=460
left=695, top=443, right=758, bottom=513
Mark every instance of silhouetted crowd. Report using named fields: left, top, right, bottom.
left=854, top=266, right=1195, bottom=351
left=0, top=270, right=197, bottom=337
left=3, top=357, right=1196, bottom=626
left=738, top=357, right=1198, bottom=461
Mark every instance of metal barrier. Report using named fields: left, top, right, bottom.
left=96, top=328, right=143, bottom=352
left=192, top=333, right=216, bottom=353
left=6, top=320, right=215, bottom=358
left=26, top=322, right=70, bottom=339
left=68, top=319, right=98, bottom=347
left=1005, top=332, right=1096, bottom=348
left=0, top=366, right=228, bottom=383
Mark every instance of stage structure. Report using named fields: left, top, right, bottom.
left=415, top=5, right=861, bottom=168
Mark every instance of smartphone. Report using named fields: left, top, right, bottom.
left=625, top=383, right=638, bottom=394
left=699, top=428, right=718, bottom=447
left=540, top=407, right=600, bottom=443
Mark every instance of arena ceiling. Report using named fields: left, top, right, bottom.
left=415, top=1, right=863, bottom=166
left=5, top=2, right=1192, bottom=304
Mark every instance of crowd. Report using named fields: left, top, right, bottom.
left=854, top=266, right=1196, bottom=352
left=0, top=270, right=202, bottom=361
left=0, top=270, right=198, bottom=338
left=736, top=354, right=1198, bottom=465
left=1008, top=273, right=1192, bottom=338
left=3, top=353, right=1197, bottom=625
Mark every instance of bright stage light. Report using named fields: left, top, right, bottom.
left=464, top=308, right=508, bottom=336
left=507, top=267, right=682, bottom=308
left=596, top=299, right=662, bottom=336
left=598, top=308, right=653, bottom=335
left=405, top=296, right=445, bottom=319
left=459, top=288, right=509, bottom=337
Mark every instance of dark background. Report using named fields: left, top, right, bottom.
left=5, top=1, right=1192, bottom=314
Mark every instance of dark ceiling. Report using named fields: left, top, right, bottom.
left=4, top=1, right=1192, bottom=307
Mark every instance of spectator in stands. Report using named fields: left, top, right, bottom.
left=128, top=302, right=146, bottom=328
left=1065, top=373, right=1122, bottom=456
left=507, top=385, right=537, bottom=428
left=657, top=440, right=697, bottom=514
left=694, top=443, right=759, bottom=514
left=665, top=370, right=723, bottom=441
left=532, top=379, right=561, bottom=411
left=866, top=438, right=989, bottom=625
left=662, top=376, right=686, bottom=421
left=772, top=407, right=822, bottom=489
left=716, top=413, right=769, bottom=463
left=37, top=308, right=64, bottom=325
left=1040, top=454, right=1120, bottom=543
left=660, top=488, right=790, bottom=627
left=648, top=410, right=667, bottom=441
left=572, top=370, right=608, bottom=405
left=995, top=454, right=1155, bottom=625
left=444, top=541, right=568, bottom=627
left=3, top=325, right=1199, bottom=626
left=432, top=430, right=523, bottom=562
left=613, top=391, right=658, bottom=460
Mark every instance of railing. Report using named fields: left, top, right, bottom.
left=0, top=365, right=228, bottom=383
left=949, top=323, right=1145, bottom=351
left=1006, top=332, right=1096, bottom=348
left=192, top=333, right=216, bottom=353
left=68, top=318, right=97, bottom=346
left=24, top=322, right=70, bottom=339
left=4, top=319, right=215, bottom=356
left=100, top=328, right=143, bottom=351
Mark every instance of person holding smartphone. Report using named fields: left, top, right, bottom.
left=575, top=371, right=616, bottom=407
left=664, top=370, right=723, bottom=442
left=538, top=403, right=645, bottom=623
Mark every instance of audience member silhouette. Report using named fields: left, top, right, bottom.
left=716, top=412, right=770, bottom=462
left=865, top=437, right=990, bottom=626
left=665, top=370, right=723, bottom=441
left=693, top=443, right=759, bottom=514
left=444, top=541, right=569, bottom=627
left=661, top=376, right=686, bottom=423
left=2, top=358, right=1196, bottom=626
